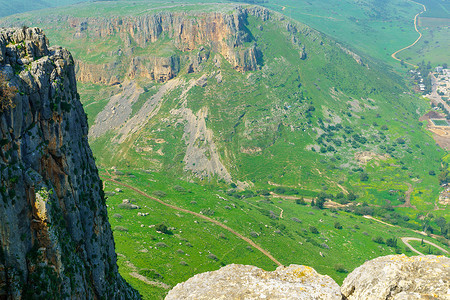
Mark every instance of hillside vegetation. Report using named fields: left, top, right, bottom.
left=1, top=2, right=448, bottom=299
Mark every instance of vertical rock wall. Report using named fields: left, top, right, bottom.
left=0, top=27, right=139, bottom=299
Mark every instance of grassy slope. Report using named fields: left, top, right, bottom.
left=103, top=169, right=449, bottom=299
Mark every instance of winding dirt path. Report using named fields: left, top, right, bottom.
left=274, top=205, right=284, bottom=219
left=391, top=0, right=426, bottom=67
left=401, top=237, right=449, bottom=255
left=102, top=176, right=283, bottom=267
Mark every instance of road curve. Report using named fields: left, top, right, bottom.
left=391, top=0, right=426, bottom=67
left=401, top=237, right=449, bottom=256
left=101, top=176, right=283, bottom=267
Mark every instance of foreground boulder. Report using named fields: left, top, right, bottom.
left=341, top=254, right=450, bottom=299
left=0, top=27, right=139, bottom=299
left=165, top=264, right=341, bottom=300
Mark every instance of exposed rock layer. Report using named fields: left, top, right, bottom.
left=0, top=27, right=139, bottom=299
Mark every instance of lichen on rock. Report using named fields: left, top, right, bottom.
left=165, top=263, right=341, bottom=299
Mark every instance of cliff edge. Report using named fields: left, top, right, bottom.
left=0, top=27, right=139, bottom=299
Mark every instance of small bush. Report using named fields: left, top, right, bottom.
left=200, top=208, right=215, bottom=216
left=114, top=226, right=128, bottom=232
left=249, top=231, right=259, bottom=238
left=155, top=242, right=168, bottom=248
left=334, top=264, right=348, bottom=273
left=155, top=223, right=172, bottom=234
left=139, top=269, right=162, bottom=280
left=113, top=214, right=123, bottom=219
left=207, top=254, right=218, bottom=261
left=173, top=185, right=186, bottom=192
left=321, top=243, right=329, bottom=249
left=372, top=236, right=384, bottom=244
left=176, top=249, right=185, bottom=255
left=296, top=197, right=306, bottom=205
left=218, top=233, right=227, bottom=240
left=246, top=246, right=253, bottom=252
left=118, top=203, right=133, bottom=209
left=309, top=226, right=319, bottom=234
left=291, top=217, right=302, bottom=223
left=180, top=261, right=188, bottom=266
left=386, top=237, right=397, bottom=248
left=334, top=222, right=343, bottom=229
left=153, top=190, right=167, bottom=197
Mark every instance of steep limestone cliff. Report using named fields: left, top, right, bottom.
left=0, top=27, right=139, bottom=299
left=64, top=7, right=267, bottom=84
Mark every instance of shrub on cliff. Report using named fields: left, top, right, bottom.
left=0, top=72, right=17, bottom=112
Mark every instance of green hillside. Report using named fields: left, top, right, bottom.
left=1, top=2, right=448, bottom=298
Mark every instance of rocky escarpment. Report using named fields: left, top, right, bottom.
left=67, top=7, right=267, bottom=84
left=166, top=255, right=450, bottom=299
left=0, top=27, right=139, bottom=299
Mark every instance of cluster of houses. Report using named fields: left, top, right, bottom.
left=434, top=66, right=450, bottom=98
left=410, top=69, right=426, bottom=92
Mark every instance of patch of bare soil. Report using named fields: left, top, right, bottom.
left=354, top=151, right=389, bottom=165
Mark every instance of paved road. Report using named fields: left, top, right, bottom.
left=102, top=176, right=283, bottom=267
left=401, top=237, right=449, bottom=256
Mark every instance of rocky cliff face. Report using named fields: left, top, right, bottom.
left=67, top=7, right=266, bottom=84
left=0, top=27, right=139, bottom=299
left=166, top=255, right=450, bottom=299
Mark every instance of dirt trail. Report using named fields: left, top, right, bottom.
left=401, top=237, right=449, bottom=256
left=391, top=0, right=426, bottom=67
left=102, top=176, right=283, bottom=267
left=363, top=215, right=395, bottom=227
left=395, top=183, right=416, bottom=209
left=117, top=253, right=171, bottom=289
left=274, top=205, right=284, bottom=219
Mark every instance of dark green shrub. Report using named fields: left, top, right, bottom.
left=309, top=226, right=319, bottom=234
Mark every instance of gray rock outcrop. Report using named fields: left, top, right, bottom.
left=166, top=255, right=450, bottom=299
left=341, top=254, right=450, bottom=299
left=0, top=27, right=139, bottom=299
left=165, top=264, right=342, bottom=300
